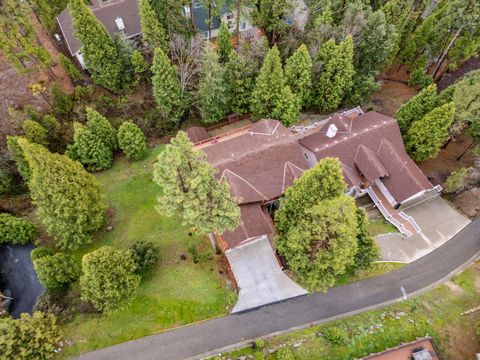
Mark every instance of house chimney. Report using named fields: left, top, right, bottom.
left=115, top=17, right=125, bottom=31
left=326, top=124, right=338, bottom=138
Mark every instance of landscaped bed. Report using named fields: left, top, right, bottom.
left=55, top=145, right=234, bottom=358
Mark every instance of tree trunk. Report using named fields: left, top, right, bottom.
left=190, top=4, right=196, bottom=30
left=236, top=0, right=241, bottom=37
left=432, top=26, right=464, bottom=79
left=208, top=3, right=212, bottom=40
left=457, top=139, right=477, bottom=161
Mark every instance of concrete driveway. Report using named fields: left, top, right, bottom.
left=376, top=197, right=470, bottom=262
left=226, top=236, right=307, bottom=313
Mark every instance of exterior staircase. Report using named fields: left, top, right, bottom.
left=367, top=185, right=421, bottom=237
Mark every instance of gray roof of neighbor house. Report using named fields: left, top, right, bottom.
left=298, top=111, right=434, bottom=203
left=57, top=0, right=141, bottom=56
left=199, top=119, right=308, bottom=205
left=191, top=4, right=226, bottom=32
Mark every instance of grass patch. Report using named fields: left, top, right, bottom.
left=334, top=262, right=405, bottom=287
left=367, top=217, right=399, bottom=237
left=57, top=146, right=232, bottom=358
left=217, top=262, right=480, bottom=359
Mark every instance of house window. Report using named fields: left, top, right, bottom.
left=203, top=31, right=210, bottom=39
left=304, top=152, right=308, bottom=159
left=241, top=22, right=247, bottom=31
left=226, top=14, right=234, bottom=20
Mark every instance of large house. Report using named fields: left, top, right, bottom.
left=188, top=108, right=441, bottom=253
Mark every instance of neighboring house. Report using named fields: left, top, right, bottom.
left=182, top=1, right=254, bottom=40
left=56, top=0, right=141, bottom=69
left=188, top=108, right=441, bottom=254
left=362, top=337, right=440, bottom=360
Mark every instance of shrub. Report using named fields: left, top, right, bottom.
left=117, top=121, right=147, bottom=160
left=31, top=246, right=54, bottom=261
left=0, top=213, right=37, bottom=244
left=187, top=244, right=213, bottom=263
left=0, top=311, right=62, bottom=360
left=33, top=253, right=80, bottom=293
left=253, top=351, right=265, bottom=360
left=275, top=347, right=295, bottom=360
left=80, top=246, right=140, bottom=312
left=254, top=339, right=266, bottom=350
left=444, top=167, right=470, bottom=193
left=58, top=53, right=82, bottom=81
left=22, top=120, right=48, bottom=146
left=34, top=293, right=74, bottom=320
left=52, top=85, right=74, bottom=116
left=322, top=326, right=348, bottom=345
left=0, top=168, right=12, bottom=195
left=6, top=136, right=31, bottom=181
left=130, top=239, right=159, bottom=275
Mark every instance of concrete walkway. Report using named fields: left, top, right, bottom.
left=376, top=197, right=470, bottom=262
left=226, top=236, right=307, bottom=313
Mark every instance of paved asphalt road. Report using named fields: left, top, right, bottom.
left=78, top=218, right=480, bottom=360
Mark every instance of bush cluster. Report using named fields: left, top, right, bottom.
left=0, top=213, right=37, bottom=244
left=118, top=122, right=147, bottom=160
left=130, top=239, right=159, bottom=275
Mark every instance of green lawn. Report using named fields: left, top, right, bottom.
left=218, top=262, right=480, bottom=359
left=367, top=217, right=399, bottom=237
left=58, top=146, right=233, bottom=358
left=334, top=262, right=405, bottom=287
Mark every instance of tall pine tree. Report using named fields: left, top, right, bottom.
left=197, top=43, right=228, bottom=124
left=224, top=51, right=255, bottom=115
left=284, top=44, right=313, bottom=109
left=139, top=0, right=168, bottom=52
left=314, top=35, right=355, bottom=112
left=153, top=131, right=240, bottom=234
left=18, top=139, right=106, bottom=250
left=217, top=22, right=233, bottom=64
left=406, top=102, right=456, bottom=161
left=151, top=47, right=182, bottom=121
left=69, top=0, right=127, bottom=92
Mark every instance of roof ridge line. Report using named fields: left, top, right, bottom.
left=224, top=169, right=269, bottom=201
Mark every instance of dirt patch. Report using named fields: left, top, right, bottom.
left=418, top=134, right=476, bottom=186
left=440, top=316, right=480, bottom=360
left=444, top=281, right=465, bottom=295
left=369, top=80, right=417, bottom=117
left=437, top=52, right=480, bottom=91
left=452, top=187, right=480, bottom=219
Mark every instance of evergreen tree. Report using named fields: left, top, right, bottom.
left=284, top=44, right=313, bottom=109
left=0, top=0, right=51, bottom=74
left=0, top=311, right=62, bottom=360
left=274, top=85, right=300, bottom=126
left=139, top=0, right=168, bottom=52
left=58, top=53, right=82, bottom=81
left=80, top=246, right=140, bottom=312
left=275, top=157, right=346, bottom=236
left=314, top=35, right=355, bottom=112
left=276, top=195, right=359, bottom=292
left=151, top=0, right=190, bottom=39
left=251, top=46, right=285, bottom=120
left=6, top=136, right=31, bottom=182
left=395, top=84, right=438, bottom=135
left=197, top=43, right=228, bottom=124
left=22, top=120, right=48, bottom=146
left=86, top=108, right=117, bottom=151
left=252, top=0, right=291, bottom=45
left=118, top=122, right=148, bottom=160
left=151, top=47, right=182, bottom=121
left=406, top=102, right=456, bottom=161
left=69, top=0, right=126, bottom=92
left=452, top=70, right=480, bottom=138
left=18, top=139, right=106, bottom=250
left=33, top=253, right=80, bottom=293
left=153, top=131, right=240, bottom=234
left=131, top=50, right=149, bottom=84
left=217, top=22, right=233, bottom=63
left=66, top=122, right=113, bottom=171
left=352, top=208, right=380, bottom=269
left=0, top=213, right=37, bottom=245
left=224, top=51, right=255, bottom=115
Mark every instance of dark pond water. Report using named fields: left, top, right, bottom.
left=0, top=244, right=45, bottom=318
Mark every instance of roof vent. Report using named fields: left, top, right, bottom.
left=326, top=124, right=338, bottom=138
left=115, top=17, right=125, bottom=31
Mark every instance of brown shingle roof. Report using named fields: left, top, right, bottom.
left=186, top=126, right=209, bottom=143
left=220, top=203, right=275, bottom=250
left=201, top=119, right=308, bottom=204
left=57, top=0, right=141, bottom=56
left=299, top=111, right=434, bottom=203
left=354, top=144, right=389, bottom=182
